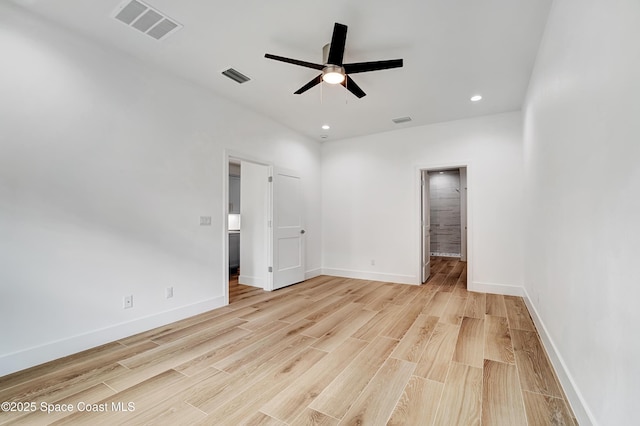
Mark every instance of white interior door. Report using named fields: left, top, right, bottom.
left=272, top=167, right=305, bottom=290
left=239, top=161, right=269, bottom=288
left=422, top=170, right=431, bottom=283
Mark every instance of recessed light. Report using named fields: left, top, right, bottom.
left=321, top=124, right=330, bottom=130
left=470, top=95, right=482, bottom=102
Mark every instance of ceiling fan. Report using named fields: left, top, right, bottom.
left=265, top=23, right=403, bottom=98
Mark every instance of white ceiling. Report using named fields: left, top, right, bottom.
left=10, top=0, right=552, bottom=142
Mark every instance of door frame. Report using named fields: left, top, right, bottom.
left=421, top=170, right=431, bottom=283
left=223, top=150, right=274, bottom=305
left=416, top=162, right=471, bottom=287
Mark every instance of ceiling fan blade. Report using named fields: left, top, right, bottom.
left=265, top=54, right=324, bottom=70
left=294, top=74, right=323, bottom=94
left=327, top=23, right=348, bottom=65
left=343, top=59, right=403, bottom=74
left=342, top=75, right=366, bottom=98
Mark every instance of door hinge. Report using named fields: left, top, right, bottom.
left=268, top=266, right=273, bottom=273
left=268, top=176, right=273, bottom=183
left=268, top=220, right=272, bottom=228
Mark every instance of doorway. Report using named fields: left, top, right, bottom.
left=226, top=156, right=271, bottom=303
left=420, top=166, right=468, bottom=284
left=224, top=152, right=307, bottom=304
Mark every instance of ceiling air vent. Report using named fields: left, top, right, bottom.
left=113, top=0, right=182, bottom=41
left=392, top=116, right=412, bottom=124
left=222, top=68, right=251, bottom=84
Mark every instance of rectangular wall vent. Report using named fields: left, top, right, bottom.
left=392, top=116, right=412, bottom=124
left=113, top=0, right=182, bottom=41
left=222, top=68, right=251, bottom=84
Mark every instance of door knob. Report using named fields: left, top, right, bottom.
left=300, top=229, right=306, bottom=234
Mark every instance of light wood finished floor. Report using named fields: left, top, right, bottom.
left=0, top=258, right=576, bottom=425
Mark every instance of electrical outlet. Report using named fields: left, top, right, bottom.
left=200, top=216, right=212, bottom=226
left=166, top=286, right=174, bottom=299
left=123, top=295, right=133, bottom=309
left=371, top=259, right=375, bottom=266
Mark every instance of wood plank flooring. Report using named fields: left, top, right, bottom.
left=0, top=258, right=576, bottom=425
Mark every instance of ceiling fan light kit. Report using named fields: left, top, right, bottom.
left=322, top=65, right=346, bottom=84
left=265, top=22, right=403, bottom=98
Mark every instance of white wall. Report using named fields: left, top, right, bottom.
left=0, top=3, right=321, bottom=375
left=322, top=111, right=524, bottom=291
left=522, top=0, right=640, bottom=424
left=524, top=0, right=640, bottom=425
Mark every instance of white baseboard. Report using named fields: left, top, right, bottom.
left=470, top=281, right=524, bottom=296
left=305, top=268, right=322, bottom=280
left=0, top=296, right=225, bottom=377
left=238, top=275, right=265, bottom=288
left=321, top=268, right=419, bottom=285
left=522, top=288, right=596, bottom=426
